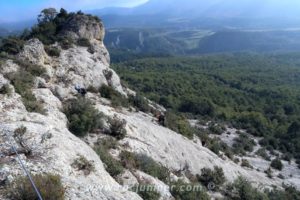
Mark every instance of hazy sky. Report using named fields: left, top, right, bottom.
left=0, top=0, right=148, bottom=22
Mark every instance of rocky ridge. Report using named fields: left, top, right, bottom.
left=0, top=13, right=299, bottom=200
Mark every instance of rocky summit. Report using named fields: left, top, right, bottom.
left=0, top=9, right=300, bottom=200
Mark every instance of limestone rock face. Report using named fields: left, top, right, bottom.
left=59, top=14, right=105, bottom=41
left=0, top=15, right=130, bottom=200
left=0, top=74, right=8, bottom=88
left=0, top=89, right=141, bottom=200
left=96, top=105, right=300, bottom=190
left=18, top=39, right=49, bottom=65
left=56, top=46, right=108, bottom=87
left=133, top=171, right=173, bottom=200
left=117, top=170, right=139, bottom=189
left=12, top=39, right=125, bottom=98
left=1, top=60, right=19, bottom=74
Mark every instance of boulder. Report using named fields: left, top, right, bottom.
left=18, top=39, right=49, bottom=65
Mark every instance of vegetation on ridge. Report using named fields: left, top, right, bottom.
left=24, top=8, right=100, bottom=45
left=5, top=173, right=65, bottom=200
left=64, top=97, right=104, bottom=137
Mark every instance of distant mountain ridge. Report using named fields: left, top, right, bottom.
left=0, top=19, right=35, bottom=32
left=94, top=0, right=300, bottom=29
left=131, top=0, right=221, bottom=16
left=93, top=0, right=222, bottom=16
left=2, top=0, right=300, bottom=32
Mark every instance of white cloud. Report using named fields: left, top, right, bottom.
left=43, top=0, right=148, bottom=11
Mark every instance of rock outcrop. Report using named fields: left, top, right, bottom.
left=59, top=14, right=105, bottom=41
left=0, top=88, right=141, bottom=200
left=16, top=25, right=124, bottom=99
left=96, top=104, right=298, bottom=190
left=0, top=14, right=136, bottom=200
left=17, top=39, right=50, bottom=65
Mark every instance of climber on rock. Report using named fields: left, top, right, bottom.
left=75, top=85, right=87, bottom=97
left=158, top=113, right=165, bottom=126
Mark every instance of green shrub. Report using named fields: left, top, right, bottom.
left=24, top=9, right=99, bottom=47
left=135, top=154, right=170, bottom=182
left=72, top=155, right=95, bottom=175
left=129, top=94, right=150, bottom=112
left=99, top=85, right=128, bottom=107
left=86, top=86, right=99, bottom=93
left=281, top=153, right=292, bottom=162
left=225, top=177, right=268, bottom=200
left=256, top=148, right=270, bottom=161
left=164, top=111, right=194, bottom=139
left=0, top=84, right=12, bottom=95
left=198, top=133, right=233, bottom=157
left=22, top=90, right=44, bottom=113
left=179, top=97, right=215, bottom=117
left=29, top=21, right=57, bottom=45
left=99, top=85, right=115, bottom=99
left=170, top=179, right=210, bottom=200
left=210, top=141, right=231, bottom=158
left=270, top=158, right=283, bottom=171
left=64, top=97, right=104, bottom=137
left=44, top=46, right=61, bottom=57
left=233, top=133, right=256, bottom=155
left=7, top=173, right=65, bottom=200
left=198, top=166, right=226, bottom=190
left=106, top=115, right=127, bottom=139
left=13, top=59, right=46, bottom=77
left=7, top=70, right=44, bottom=113
left=0, top=37, right=25, bottom=55
left=241, top=159, right=253, bottom=169
left=77, top=38, right=91, bottom=47
left=97, top=137, right=118, bottom=149
left=177, top=118, right=194, bottom=139
left=112, top=96, right=129, bottom=108
left=132, top=184, right=161, bottom=200
left=163, top=111, right=177, bottom=129
left=208, top=123, right=226, bottom=135
left=119, top=151, right=140, bottom=170
left=221, top=142, right=234, bottom=160
left=59, top=36, right=74, bottom=50
left=120, top=152, right=170, bottom=183
left=94, top=139, right=124, bottom=177
left=266, top=185, right=300, bottom=200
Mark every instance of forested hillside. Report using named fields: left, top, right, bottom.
left=113, top=53, right=300, bottom=164
left=194, top=31, right=300, bottom=54
left=105, top=29, right=300, bottom=55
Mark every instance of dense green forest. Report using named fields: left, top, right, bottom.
left=193, top=31, right=300, bottom=54
left=113, top=53, right=300, bottom=163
